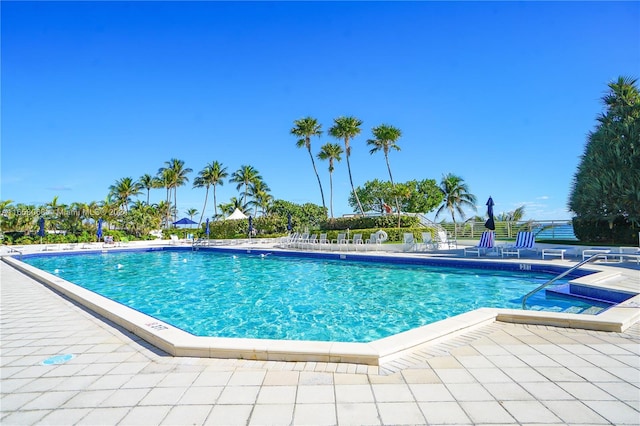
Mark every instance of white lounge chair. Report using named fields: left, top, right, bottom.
left=436, top=230, right=457, bottom=249
left=169, top=234, right=180, bottom=245
left=501, top=231, right=536, bottom=258
left=420, top=232, right=437, bottom=251
left=332, top=233, right=348, bottom=250
left=464, top=231, right=495, bottom=257
left=402, top=233, right=416, bottom=252
left=351, top=233, right=364, bottom=251
left=316, top=233, right=330, bottom=250
left=365, top=233, right=380, bottom=251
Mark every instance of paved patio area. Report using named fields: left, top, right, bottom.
left=1, top=258, right=639, bottom=425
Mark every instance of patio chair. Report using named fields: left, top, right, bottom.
left=365, top=233, right=380, bottom=251
left=332, top=233, right=348, bottom=250
left=169, top=234, right=180, bottom=245
left=420, top=232, right=437, bottom=251
left=436, top=230, right=457, bottom=249
left=316, top=233, right=330, bottom=250
left=402, top=233, right=416, bottom=252
left=464, top=231, right=495, bottom=257
left=501, top=231, right=536, bottom=258
left=351, top=233, right=364, bottom=251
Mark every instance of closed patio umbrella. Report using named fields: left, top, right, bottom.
left=287, top=213, right=292, bottom=232
left=205, top=218, right=210, bottom=239
left=97, top=218, right=103, bottom=242
left=248, top=216, right=254, bottom=237
left=484, top=196, right=496, bottom=231
left=37, top=217, right=45, bottom=244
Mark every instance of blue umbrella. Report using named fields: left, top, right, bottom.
left=484, top=196, right=496, bottom=231
left=287, top=213, right=292, bottom=232
left=97, top=218, right=103, bottom=242
left=248, top=216, right=254, bottom=236
left=172, top=217, right=198, bottom=226
left=205, top=218, right=210, bottom=238
left=37, top=217, right=45, bottom=243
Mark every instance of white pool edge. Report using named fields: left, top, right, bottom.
left=3, top=254, right=639, bottom=366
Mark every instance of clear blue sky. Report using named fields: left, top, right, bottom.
left=2, top=1, right=639, bottom=221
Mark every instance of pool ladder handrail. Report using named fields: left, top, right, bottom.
left=521, top=252, right=638, bottom=310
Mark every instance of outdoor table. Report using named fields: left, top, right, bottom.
left=582, top=249, right=611, bottom=261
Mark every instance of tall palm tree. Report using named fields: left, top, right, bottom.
left=329, top=116, right=365, bottom=215
left=367, top=124, right=403, bottom=224
left=435, top=173, right=477, bottom=225
left=108, top=177, right=142, bottom=212
left=291, top=117, right=326, bottom=210
left=317, top=143, right=343, bottom=218
left=246, top=179, right=272, bottom=216
left=138, top=174, right=156, bottom=205
left=193, top=161, right=228, bottom=225
left=158, top=158, right=192, bottom=223
left=230, top=165, right=262, bottom=207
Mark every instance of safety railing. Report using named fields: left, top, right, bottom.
left=522, top=252, right=640, bottom=309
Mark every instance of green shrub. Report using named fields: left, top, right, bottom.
left=573, top=217, right=639, bottom=245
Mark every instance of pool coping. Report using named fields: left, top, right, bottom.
left=3, top=248, right=639, bottom=366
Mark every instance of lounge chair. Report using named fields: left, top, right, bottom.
left=332, top=233, right=348, bottom=250
left=169, top=234, right=180, bottom=245
left=304, top=233, right=317, bottom=250
left=464, top=231, right=495, bottom=257
left=351, top=233, right=364, bottom=251
left=501, top=231, right=536, bottom=258
left=295, top=232, right=310, bottom=249
left=420, top=232, right=437, bottom=251
left=365, top=233, right=380, bottom=251
left=402, top=233, right=416, bottom=252
left=436, top=230, right=457, bottom=249
left=316, top=233, right=329, bottom=250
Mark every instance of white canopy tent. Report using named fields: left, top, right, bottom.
left=226, top=208, right=248, bottom=220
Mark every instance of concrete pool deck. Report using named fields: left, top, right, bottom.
left=1, top=241, right=639, bottom=424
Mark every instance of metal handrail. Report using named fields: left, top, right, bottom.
left=521, top=252, right=639, bottom=310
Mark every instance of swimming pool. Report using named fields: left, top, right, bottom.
left=22, top=248, right=608, bottom=343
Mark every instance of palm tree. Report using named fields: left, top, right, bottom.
left=218, top=197, right=247, bottom=218
left=108, top=177, right=142, bottom=212
left=158, top=158, right=192, bottom=223
left=291, top=117, right=326, bottom=210
left=367, top=124, right=403, bottom=225
left=156, top=167, right=175, bottom=227
left=246, top=179, right=272, bottom=216
left=230, top=165, right=262, bottom=207
left=193, top=161, right=228, bottom=225
left=138, top=174, right=156, bottom=205
left=317, top=143, right=343, bottom=218
left=328, top=116, right=365, bottom=215
left=186, top=208, right=198, bottom=222
left=435, top=173, right=477, bottom=226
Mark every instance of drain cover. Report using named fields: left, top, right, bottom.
left=41, top=354, right=75, bottom=365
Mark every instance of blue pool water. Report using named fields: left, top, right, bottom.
left=23, top=250, right=608, bottom=342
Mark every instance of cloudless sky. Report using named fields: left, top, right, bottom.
left=2, top=1, right=639, bottom=222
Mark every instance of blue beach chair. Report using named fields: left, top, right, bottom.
left=464, top=231, right=495, bottom=257
left=501, top=231, right=536, bottom=258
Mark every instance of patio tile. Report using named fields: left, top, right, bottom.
left=217, top=385, right=260, bottom=405
left=138, top=386, right=187, bottom=406
left=468, top=367, right=513, bottom=383
left=205, top=405, right=253, bottom=425
left=535, top=366, right=586, bottom=382
left=596, top=381, right=640, bottom=401
left=61, top=389, right=114, bottom=408
left=263, top=370, right=300, bottom=385
left=20, top=390, right=77, bottom=410
left=459, top=400, right=515, bottom=424
left=501, top=400, right=562, bottom=423
left=120, top=405, right=172, bottom=425
left=446, top=383, right=494, bottom=401
left=178, top=386, right=223, bottom=404
left=483, top=382, right=535, bottom=401
left=292, top=403, right=337, bottom=425
left=257, top=385, right=297, bottom=404
left=419, top=401, right=471, bottom=424
left=250, top=404, right=295, bottom=425
left=296, top=385, right=335, bottom=403
left=518, top=382, right=574, bottom=400
left=334, top=384, right=374, bottom=403
left=401, top=368, right=441, bottom=384
left=544, top=400, right=609, bottom=424
left=162, top=404, right=212, bottom=425
left=81, top=407, right=130, bottom=425
left=336, top=402, right=381, bottom=425
left=409, top=383, right=456, bottom=402
left=434, top=368, right=477, bottom=383
left=39, top=408, right=93, bottom=425
left=377, top=402, right=425, bottom=425
left=371, top=384, right=414, bottom=402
